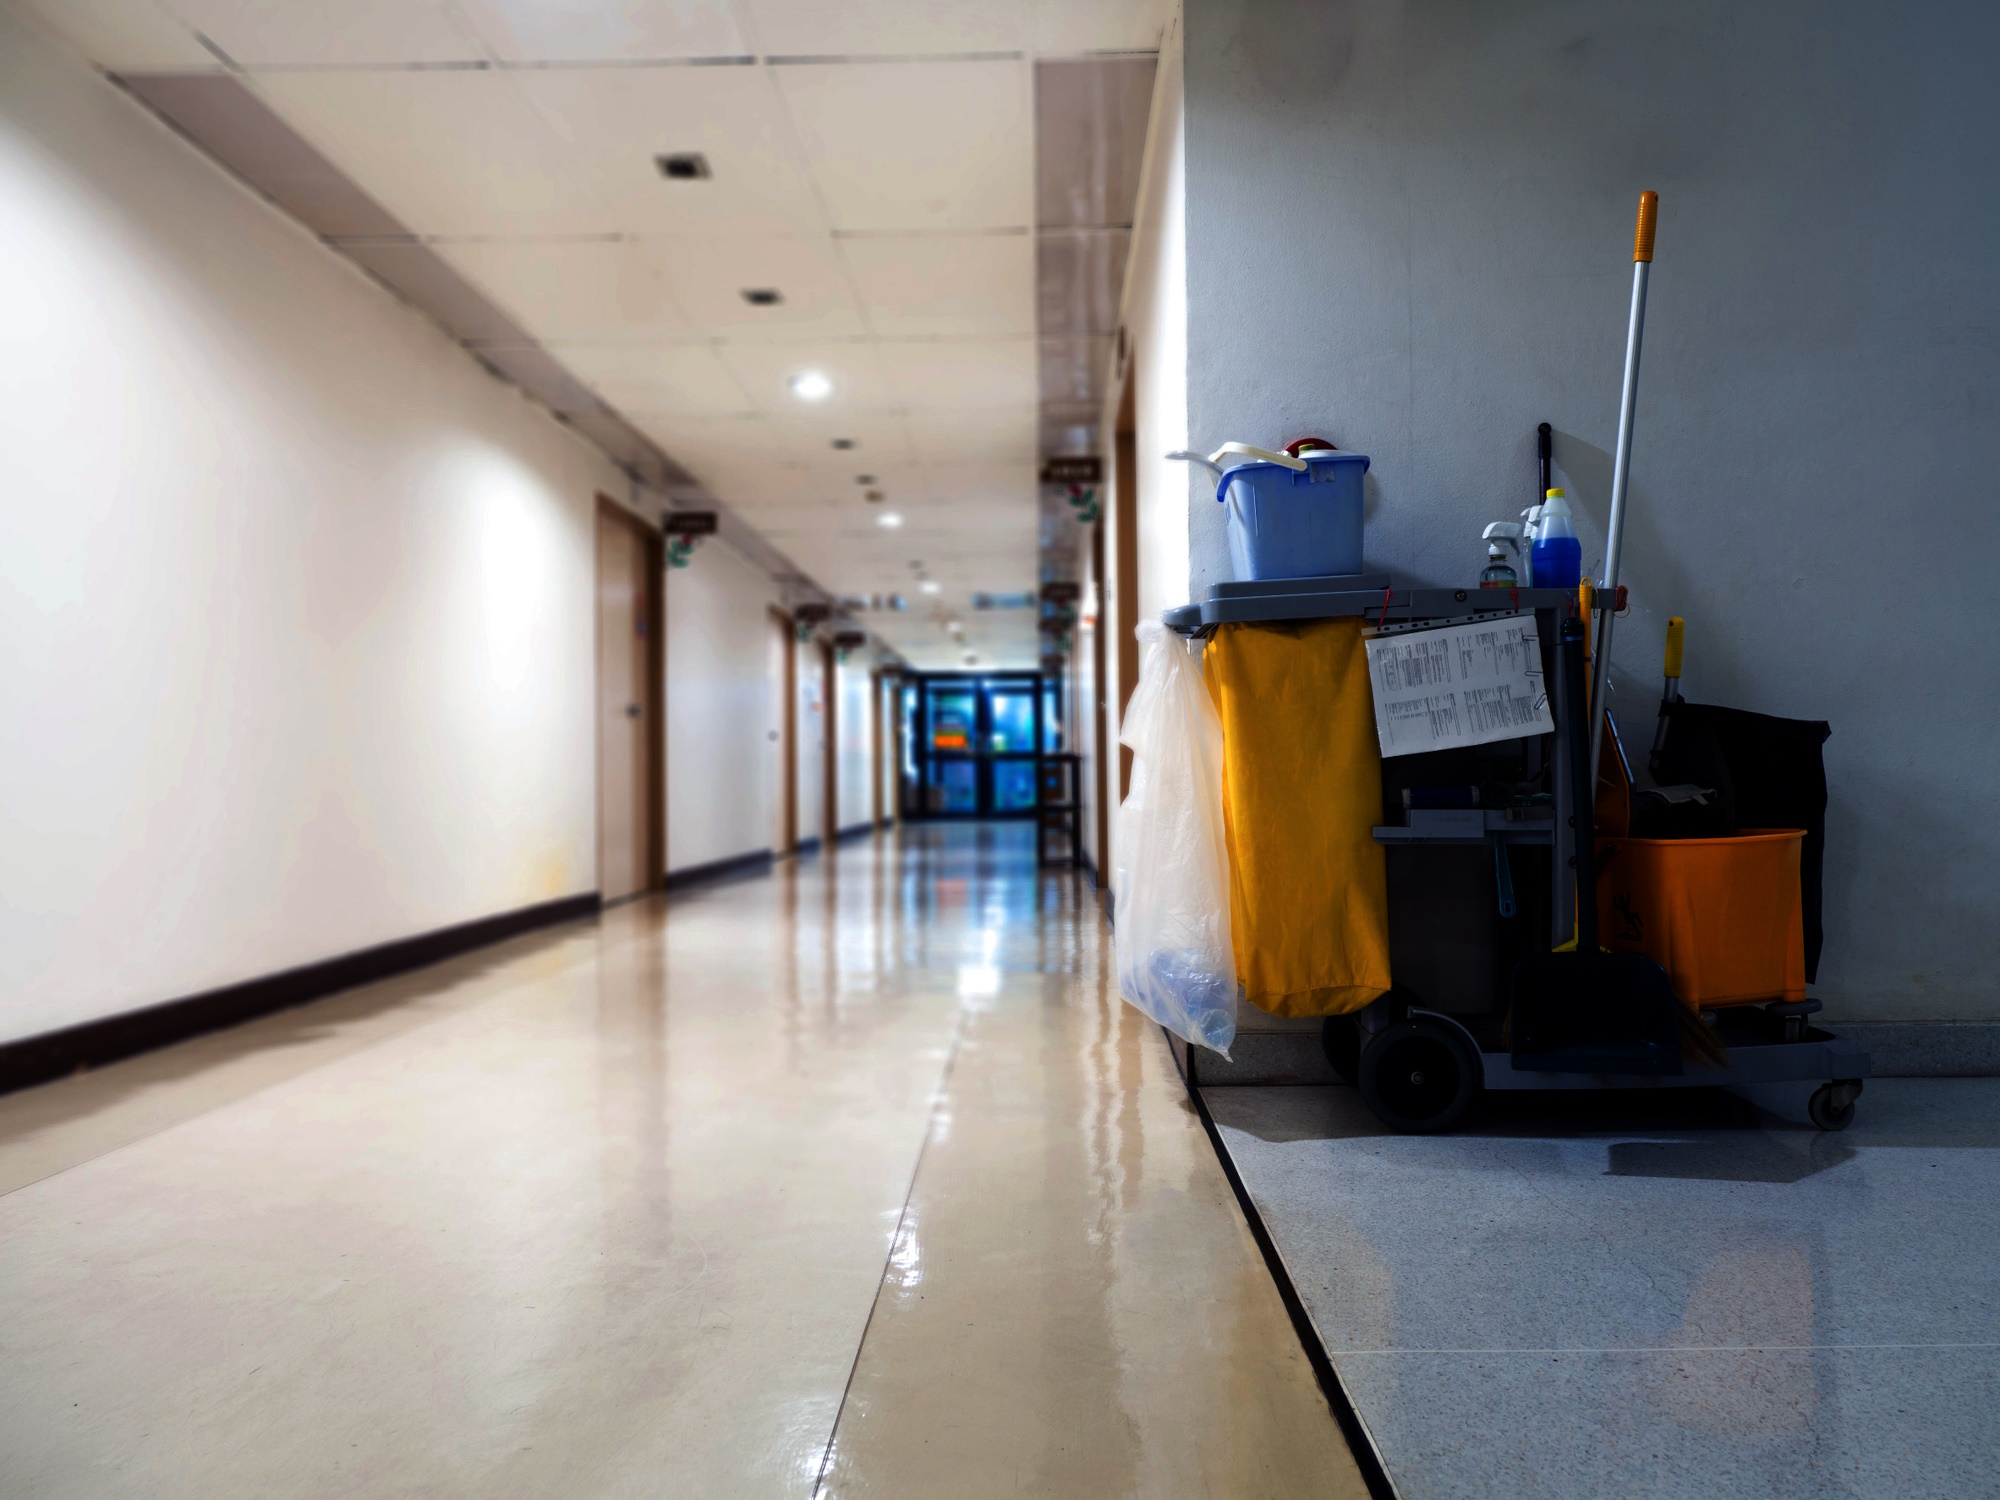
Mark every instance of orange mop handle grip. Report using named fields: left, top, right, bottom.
left=1633, top=190, right=1659, bottom=263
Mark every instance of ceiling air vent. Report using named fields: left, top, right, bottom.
left=740, top=288, right=782, bottom=306
left=655, top=152, right=711, bottom=180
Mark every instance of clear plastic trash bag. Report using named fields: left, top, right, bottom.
left=1114, top=618, right=1238, bottom=1055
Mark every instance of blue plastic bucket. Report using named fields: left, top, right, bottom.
left=1216, top=450, right=1369, bottom=581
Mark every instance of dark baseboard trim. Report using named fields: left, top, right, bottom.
left=665, top=849, right=774, bottom=891
left=1172, top=1030, right=1400, bottom=1499
left=836, top=822, right=875, bottom=843
left=0, top=892, right=601, bottom=1098
left=794, top=835, right=823, bottom=856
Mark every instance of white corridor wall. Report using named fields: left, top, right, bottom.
left=0, top=10, right=624, bottom=1043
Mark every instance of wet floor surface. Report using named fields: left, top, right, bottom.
left=0, top=825, right=1363, bottom=1498
left=1206, top=1078, right=2000, bottom=1499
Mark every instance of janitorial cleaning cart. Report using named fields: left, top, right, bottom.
left=1130, top=190, right=1868, bottom=1133
left=1161, top=577, right=1868, bottom=1134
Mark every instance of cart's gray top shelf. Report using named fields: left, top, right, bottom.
left=1164, top=576, right=1573, bottom=632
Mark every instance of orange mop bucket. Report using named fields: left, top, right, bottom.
left=1594, top=830, right=1807, bottom=1007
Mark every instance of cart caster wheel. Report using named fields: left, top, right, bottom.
left=1322, top=1015, right=1361, bottom=1084
left=1808, top=1080, right=1862, bottom=1132
left=1358, top=1020, right=1477, bottom=1134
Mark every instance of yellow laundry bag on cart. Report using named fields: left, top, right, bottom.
left=1204, top=618, right=1393, bottom=1017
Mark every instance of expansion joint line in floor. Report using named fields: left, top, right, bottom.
left=1181, top=1046, right=1402, bottom=1500
left=807, top=1002, right=973, bottom=1498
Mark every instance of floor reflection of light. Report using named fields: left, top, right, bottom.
left=888, top=1211, right=922, bottom=1291
left=957, top=922, right=1003, bottom=996
left=956, top=963, right=1000, bottom=996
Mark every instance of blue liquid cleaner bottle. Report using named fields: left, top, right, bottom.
left=1530, top=487, right=1581, bottom=590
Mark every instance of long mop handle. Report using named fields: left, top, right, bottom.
left=1587, top=191, right=1658, bottom=792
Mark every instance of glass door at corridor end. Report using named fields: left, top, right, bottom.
left=907, top=674, right=1044, bottom=818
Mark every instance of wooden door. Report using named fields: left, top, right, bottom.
left=1091, top=520, right=1111, bottom=879
left=821, top=642, right=839, bottom=848
left=769, top=609, right=796, bottom=854
left=597, top=501, right=657, bottom=901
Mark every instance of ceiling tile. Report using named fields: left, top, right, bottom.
left=775, top=60, right=1030, bottom=232
left=18, top=0, right=214, bottom=68
left=714, top=340, right=895, bottom=414
left=438, top=240, right=695, bottom=341
left=624, top=413, right=775, bottom=471
left=254, top=70, right=607, bottom=236
left=658, top=236, right=864, bottom=340
left=744, top=0, right=1022, bottom=58
left=1036, top=229, right=1128, bottom=336
left=907, top=407, right=1037, bottom=464
left=508, top=68, right=825, bottom=238
left=841, top=234, right=1033, bottom=338
left=1027, top=0, right=1169, bottom=58
left=676, top=455, right=827, bottom=506
left=633, top=424, right=921, bottom=496
left=875, top=339, right=1036, bottom=410
left=635, top=411, right=919, bottom=468
left=1035, top=57, right=1156, bottom=227
left=918, top=458, right=1040, bottom=508
left=1038, top=335, right=1113, bottom=405
left=452, top=0, right=746, bottom=63
left=555, top=341, right=749, bottom=413
left=168, top=0, right=484, bottom=65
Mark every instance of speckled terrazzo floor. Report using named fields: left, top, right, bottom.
left=1205, top=1078, right=2000, bottom=1499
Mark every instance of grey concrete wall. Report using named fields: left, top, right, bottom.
left=1180, top=0, right=2000, bottom=1023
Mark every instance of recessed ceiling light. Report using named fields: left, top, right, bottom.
left=831, top=438, right=855, bottom=450
left=788, top=371, right=832, bottom=402
left=876, top=511, right=904, bottom=529
left=919, top=580, right=942, bottom=595
left=655, top=152, right=711, bottom=180
left=864, top=489, right=885, bottom=503
left=740, top=288, right=783, bottom=307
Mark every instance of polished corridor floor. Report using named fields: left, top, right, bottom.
left=0, top=826, right=1364, bottom=1498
